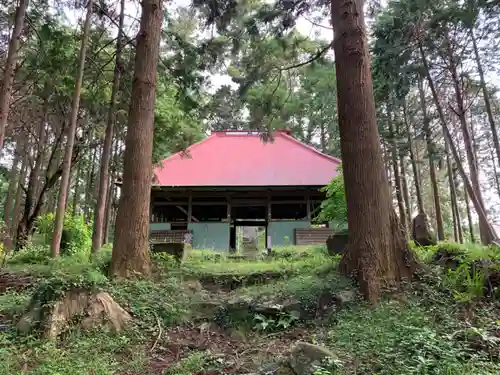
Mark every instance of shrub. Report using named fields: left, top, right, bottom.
left=35, top=213, right=91, bottom=256
left=316, top=165, right=347, bottom=228
left=7, top=244, right=51, bottom=265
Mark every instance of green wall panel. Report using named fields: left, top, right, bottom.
left=149, top=222, right=171, bottom=231
left=188, top=222, right=230, bottom=251
left=268, top=220, right=311, bottom=247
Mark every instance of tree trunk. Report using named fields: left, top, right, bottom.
left=396, top=112, right=411, bottom=229
left=471, top=28, right=500, bottom=179
left=449, top=151, right=463, bottom=243
left=446, top=43, right=491, bottom=244
left=104, top=139, right=119, bottom=244
left=446, top=142, right=461, bottom=243
left=387, top=107, right=407, bottom=228
left=320, top=121, right=326, bottom=153
left=12, top=149, right=27, bottom=241
left=72, top=161, right=81, bottom=216
left=419, top=43, right=496, bottom=244
left=331, top=0, right=415, bottom=303
left=92, top=0, right=125, bottom=253
left=418, top=78, right=444, bottom=240
left=464, top=188, right=475, bottom=243
left=492, top=153, right=500, bottom=198
left=110, top=0, right=164, bottom=278
left=403, top=104, right=424, bottom=213
left=3, top=146, right=20, bottom=232
left=84, top=145, right=97, bottom=222
left=399, top=153, right=411, bottom=229
left=51, top=0, right=93, bottom=257
left=26, top=102, right=49, bottom=219
left=0, top=0, right=29, bottom=151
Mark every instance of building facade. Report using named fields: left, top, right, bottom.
left=149, top=130, right=342, bottom=251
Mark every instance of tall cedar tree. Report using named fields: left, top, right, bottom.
left=51, top=0, right=93, bottom=257
left=0, top=0, right=29, bottom=151
left=331, top=0, right=416, bottom=302
left=92, top=0, right=125, bottom=252
left=110, top=0, right=164, bottom=278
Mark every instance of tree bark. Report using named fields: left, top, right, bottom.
left=418, top=78, right=444, bottom=240
left=403, top=103, right=424, bottom=213
left=84, top=144, right=97, bottom=222
left=464, top=188, right=475, bottom=243
left=419, top=43, right=496, bottom=244
left=3, top=145, right=20, bottom=233
left=331, top=0, right=415, bottom=303
left=399, top=153, right=411, bottom=229
left=72, top=161, right=81, bottom=216
left=110, top=0, right=164, bottom=278
left=446, top=42, right=490, bottom=244
left=51, top=0, right=93, bottom=257
left=446, top=142, right=461, bottom=243
left=492, top=153, right=500, bottom=198
left=470, top=28, right=500, bottom=179
left=387, top=107, right=407, bottom=228
left=12, top=147, right=27, bottom=241
left=92, top=0, right=125, bottom=253
left=0, top=0, right=29, bottom=151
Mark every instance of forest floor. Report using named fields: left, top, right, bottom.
left=1, top=243, right=500, bottom=375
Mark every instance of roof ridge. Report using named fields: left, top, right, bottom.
left=277, top=132, right=342, bottom=164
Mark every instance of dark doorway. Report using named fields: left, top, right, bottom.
left=229, top=224, right=237, bottom=252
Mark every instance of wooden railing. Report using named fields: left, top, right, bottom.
left=294, top=228, right=334, bottom=246
left=149, top=229, right=192, bottom=244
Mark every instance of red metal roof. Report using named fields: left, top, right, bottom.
left=153, top=130, right=341, bottom=187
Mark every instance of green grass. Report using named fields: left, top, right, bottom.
left=1, top=241, right=499, bottom=375
left=327, top=296, right=500, bottom=375
left=181, top=245, right=332, bottom=277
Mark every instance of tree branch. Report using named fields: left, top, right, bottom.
left=280, top=43, right=332, bottom=71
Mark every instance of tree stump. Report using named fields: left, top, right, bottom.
left=17, top=289, right=131, bottom=339
left=412, top=213, right=436, bottom=247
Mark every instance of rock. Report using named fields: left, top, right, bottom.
left=183, top=280, right=203, bottom=292
left=334, top=290, right=356, bottom=307
left=17, top=300, right=42, bottom=334
left=17, top=290, right=131, bottom=339
left=326, top=234, right=348, bottom=256
left=484, top=269, right=500, bottom=298
left=191, top=301, right=223, bottom=320
left=432, top=248, right=461, bottom=270
left=412, top=213, right=436, bottom=247
left=289, top=341, right=337, bottom=375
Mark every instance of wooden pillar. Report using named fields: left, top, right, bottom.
left=306, top=192, right=311, bottom=221
left=226, top=195, right=231, bottom=222
left=188, top=192, right=192, bottom=223
left=267, top=198, right=272, bottom=221
left=266, top=193, right=272, bottom=253
left=149, top=190, right=154, bottom=223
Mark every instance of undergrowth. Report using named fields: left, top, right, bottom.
left=1, top=241, right=499, bottom=374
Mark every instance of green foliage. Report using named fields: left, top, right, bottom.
left=0, top=330, right=146, bottom=375
left=182, top=246, right=333, bottom=279
left=328, top=297, right=499, bottom=374
left=110, top=278, right=191, bottom=327
left=7, top=244, right=51, bottom=265
left=411, top=241, right=500, bottom=302
left=164, top=351, right=225, bottom=375
left=34, top=213, right=91, bottom=256
left=317, top=167, right=347, bottom=227
left=253, top=310, right=300, bottom=331
left=442, top=263, right=487, bottom=303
